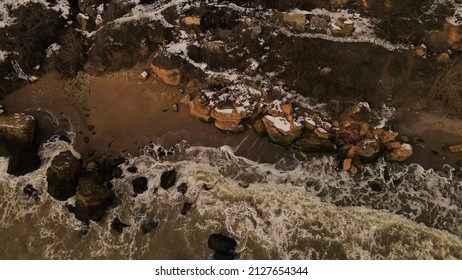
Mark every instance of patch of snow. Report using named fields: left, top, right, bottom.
left=265, top=115, right=292, bottom=133
left=214, top=108, right=234, bottom=114
left=96, top=4, right=105, bottom=14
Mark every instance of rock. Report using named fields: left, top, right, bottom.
left=177, top=183, right=188, bottom=195
left=341, top=102, right=372, bottom=123
left=282, top=13, right=305, bottom=32
left=23, top=184, right=40, bottom=202
left=436, top=53, right=450, bottom=64
left=172, top=103, right=178, bottom=112
left=6, top=145, right=41, bottom=176
left=458, top=129, right=462, bottom=137
left=189, top=97, right=212, bottom=122
left=368, top=180, right=384, bottom=192
left=385, top=143, right=413, bottom=162
left=127, top=166, right=137, bottom=173
left=181, top=202, right=192, bottom=215
left=0, top=113, right=36, bottom=144
left=95, top=14, right=103, bottom=29
left=202, top=183, right=213, bottom=191
left=375, top=129, right=398, bottom=144
left=211, top=107, right=245, bottom=133
left=208, top=233, right=237, bottom=260
left=385, top=141, right=402, bottom=150
left=414, top=45, right=427, bottom=57
left=140, top=71, right=149, bottom=80
left=342, top=158, right=352, bottom=171
left=309, top=16, right=328, bottom=34
left=355, top=138, right=381, bottom=163
left=202, top=41, right=223, bottom=54
left=329, top=19, right=354, bottom=37
left=314, top=128, right=330, bottom=140
left=180, top=16, right=201, bottom=26
left=75, top=174, right=114, bottom=222
left=111, top=218, right=129, bottom=234
left=449, top=144, right=462, bottom=153
left=132, top=177, right=148, bottom=194
left=249, top=25, right=262, bottom=40
left=160, top=169, right=177, bottom=189
left=149, top=50, right=184, bottom=86
left=46, top=151, right=81, bottom=201
left=76, top=13, right=90, bottom=31
left=141, top=219, right=159, bottom=234
left=448, top=24, right=462, bottom=52
left=262, top=115, right=302, bottom=146
left=294, top=133, right=337, bottom=153
left=253, top=118, right=267, bottom=136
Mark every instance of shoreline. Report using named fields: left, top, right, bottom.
left=2, top=67, right=462, bottom=171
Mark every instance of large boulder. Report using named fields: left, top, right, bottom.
left=189, top=97, right=212, bottom=122
left=294, top=133, right=337, bottom=153
left=75, top=174, right=115, bottom=222
left=211, top=107, right=245, bottom=133
left=160, top=169, right=177, bottom=189
left=282, top=13, right=306, bottom=32
left=208, top=233, right=237, bottom=260
left=261, top=115, right=302, bottom=146
left=46, top=151, right=81, bottom=201
left=385, top=143, right=413, bottom=162
left=149, top=50, right=184, bottom=86
left=355, top=138, right=381, bottom=163
left=0, top=113, right=36, bottom=144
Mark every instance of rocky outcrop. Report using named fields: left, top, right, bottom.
left=0, top=113, right=36, bottom=144
left=385, top=143, right=413, bottom=162
left=355, top=138, right=381, bottom=163
left=208, top=233, right=237, bottom=260
left=75, top=174, right=115, bottom=222
left=47, top=151, right=81, bottom=201
left=261, top=115, right=302, bottom=146
left=149, top=50, right=184, bottom=86
left=189, top=97, right=212, bottom=122
left=211, top=107, right=245, bottom=132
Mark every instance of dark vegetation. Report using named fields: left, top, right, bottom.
left=429, top=58, right=462, bottom=116
left=53, top=29, right=88, bottom=77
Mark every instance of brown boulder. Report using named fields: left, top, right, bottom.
left=211, top=108, right=245, bottom=133
left=262, top=115, right=302, bottom=146
left=189, top=97, right=212, bottom=123
left=385, top=143, right=413, bottom=162
left=448, top=24, right=462, bottom=51
left=75, top=174, right=115, bottom=222
left=149, top=50, right=184, bottom=86
left=449, top=144, right=462, bottom=153
left=47, top=151, right=81, bottom=201
left=309, top=16, right=328, bottom=34
left=282, top=13, right=306, bottom=32
left=294, top=133, right=337, bottom=153
left=0, top=113, right=36, bottom=144
left=355, top=138, right=381, bottom=163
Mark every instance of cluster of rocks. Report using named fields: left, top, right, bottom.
left=282, top=12, right=355, bottom=37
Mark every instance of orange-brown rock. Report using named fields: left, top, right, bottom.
left=342, top=158, right=352, bottom=171
left=262, top=115, right=302, bottom=146
left=436, top=53, right=450, bottom=64
left=414, top=46, right=426, bottom=57
left=385, top=143, right=413, bottom=162
left=281, top=103, right=292, bottom=115
left=282, top=13, right=306, bottom=32
left=385, top=141, right=402, bottom=150
left=180, top=16, right=201, bottom=26
left=149, top=50, right=184, bottom=86
left=355, top=138, right=381, bottom=163
left=314, top=128, right=330, bottom=140
left=189, top=97, right=212, bottom=123
left=309, top=16, right=328, bottom=34
left=448, top=23, right=462, bottom=51
left=449, top=144, right=462, bottom=153
left=294, top=133, right=337, bottom=153
left=75, top=174, right=115, bottom=222
left=458, top=129, right=462, bottom=137
left=350, top=165, right=358, bottom=174
left=211, top=108, right=245, bottom=132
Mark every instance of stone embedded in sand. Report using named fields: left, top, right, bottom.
left=282, top=13, right=306, bottom=32
left=385, top=143, right=413, bottom=162
left=0, top=113, right=36, bottom=144
left=414, top=46, right=427, bottom=57
left=355, top=138, right=381, bottom=163
left=132, top=177, right=148, bottom=194
left=449, top=144, right=462, bottom=153
left=160, top=169, right=177, bottom=189
left=189, top=96, right=212, bottom=122
left=436, top=53, right=450, bottom=64
left=75, top=174, right=115, bottom=222
left=47, top=151, right=81, bottom=201
left=262, top=115, right=302, bottom=146
left=329, top=19, right=354, bottom=37
left=149, top=50, right=184, bottom=86
left=309, top=16, right=328, bottom=34
left=294, top=133, right=337, bottom=153
left=211, top=107, right=245, bottom=133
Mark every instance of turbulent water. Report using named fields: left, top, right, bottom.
left=0, top=137, right=461, bottom=259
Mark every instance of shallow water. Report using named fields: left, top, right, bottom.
left=0, top=139, right=461, bottom=259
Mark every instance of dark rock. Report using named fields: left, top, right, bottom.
left=0, top=113, right=36, bottom=144
left=368, top=180, right=384, bottom=192
left=141, top=219, right=159, bottom=234
left=202, top=183, right=213, bottom=191
left=111, top=218, right=129, bottom=234
left=132, top=177, right=148, bottom=194
left=23, top=184, right=40, bottom=202
left=293, top=133, right=337, bottom=154
left=160, top=169, right=177, bottom=189
left=66, top=204, right=77, bottom=214
left=157, top=147, right=166, bottom=157
left=181, top=202, right=192, bottom=215
left=46, top=151, right=81, bottom=201
left=84, top=137, right=89, bottom=143
left=127, top=166, right=138, bottom=173
left=208, top=233, right=237, bottom=260
left=7, top=146, right=41, bottom=176
left=177, top=183, right=188, bottom=195
left=75, top=174, right=115, bottom=222
left=58, top=135, right=72, bottom=143
left=88, top=125, right=95, bottom=131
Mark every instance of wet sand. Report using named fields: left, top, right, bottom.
left=2, top=69, right=294, bottom=164
left=3, top=68, right=462, bottom=170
